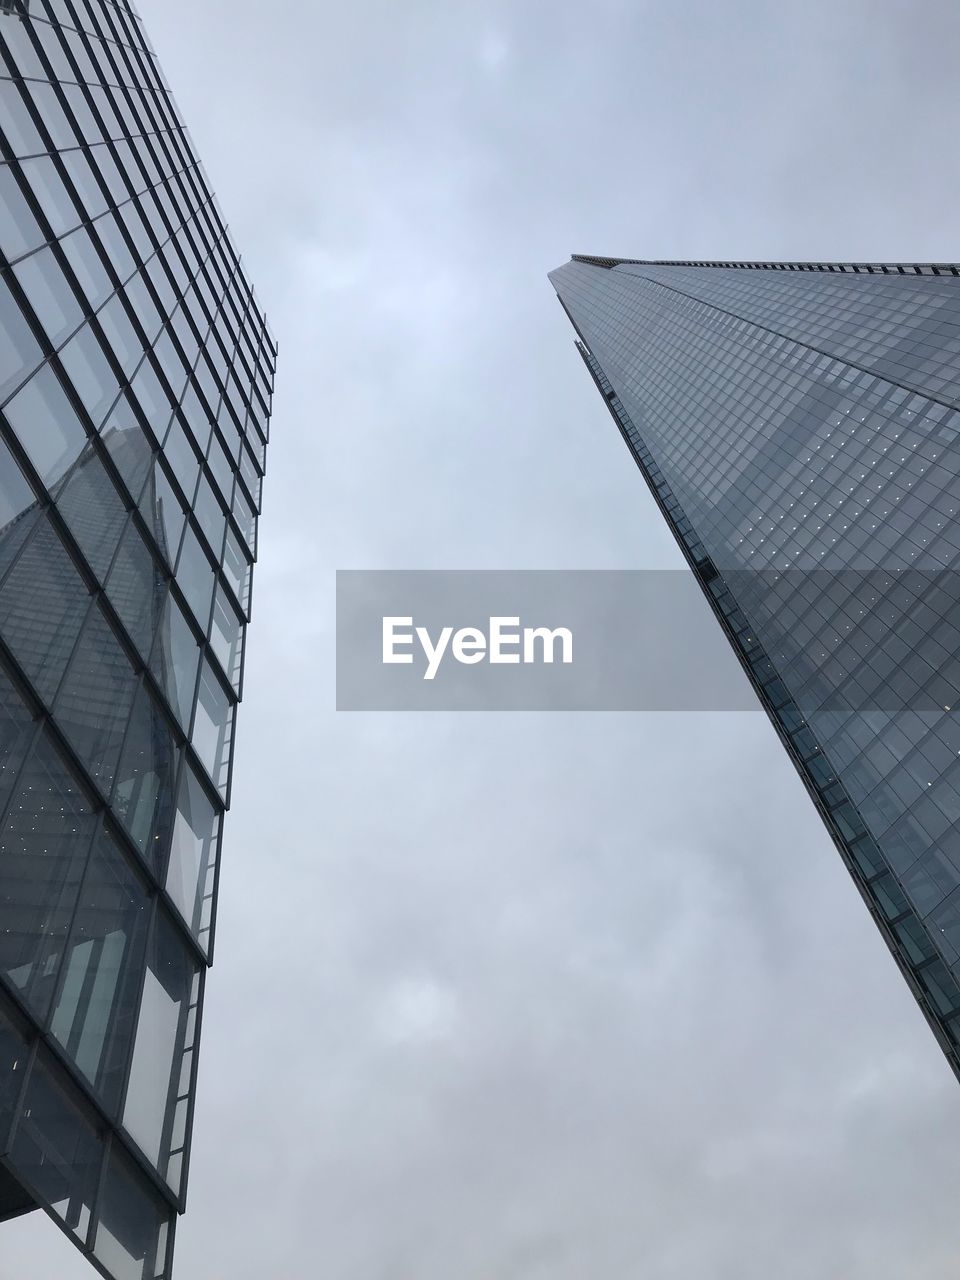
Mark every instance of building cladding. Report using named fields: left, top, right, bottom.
left=550, top=254, right=960, bottom=1080
left=0, top=0, right=274, bottom=1276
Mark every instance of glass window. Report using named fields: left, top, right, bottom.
left=165, top=763, right=219, bottom=950
left=161, top=417, right=198, bottom=502
left=0, top=273, right=43, bottom=406
left=222, top=527, right=250, bottom=614
left=105, top=518, right=166, bottom=659
left=95, top=1144, right=170, bottom=1280
left=149, top=593, right=199, bottom=730
left=98, top=294, right=144, bottom=378
left=139, top=459, right=185, bottom=569
left=58, top=322, right=121, bottom=429
left=0, top=78, right=45, bottom=157
left=10, top=1052, right=102, bottom=1242
left=206, top=432, right=232, bottom=504
left=60, top=148, right=110, bottom=223
left=55, top=604, right=138, bottom=791
left=210, top=587, right=243, bottom=692
left=99, top=393, right=154, bottom=504
left=4, top=363, right=88, bottom=494
left=175, top=524, right=214, bottom=631
left=112, top=683, right=178, bottom=872
left=122, top=271, right=163, bottom=345
left=0, top=512, right=90, bottom=703
left=0, top=1006, right=29, bottom=1151
left=91, top=209, right=136, bottom=284
left=13, top=245, right=84, bottom=350
left=0, top=732, right=95, bottom=1021
left=50, top=828, right=150, bottom=1112
left=19, top=156, right=81, bottom=239
left=59, top=224, right=114, bottom=312
left=192, top=660, right=232, bottom=796
left=129, top=355, right=175, bottom=445
left=193, top=472, right=226, bottom=560
left=177, top=382, right=211, bottom=456
left=56, top=445, right=128, bottom=581
left=0, top=664, right=34, bottom=824
left=0, top=437, right=40, bottom=587
left=122, top=909, right=198, bottom=1174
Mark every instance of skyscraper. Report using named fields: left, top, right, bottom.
left=550, top=255, right=960, bottom=1080
left=0, top=1, right=274, bottom=1276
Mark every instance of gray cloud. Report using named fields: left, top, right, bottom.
left=8, top=0, right=960, bottom=1276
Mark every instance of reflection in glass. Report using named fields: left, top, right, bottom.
left=59, top=322, right=122, bottom=429
left=95, top=1145, right=170, bottom=1280
left=0, top=734, right=95, bottom=1022
left=0, top=273, right=44, bottom=407
left=166, top=763, right=220, bottom=949
left=0, top=165, right=45, bottom=263
left=106, top=522, right=166, bottom=661
left=175, top=525, right=215, bottom=632
left=55, top=606, right=138, bottom=790
left=123, top=911, right=198, bottom=1174
left=210, top=587, right=243, bottom=691
left=191, top=661, right=233, bottom=795
left=4, top=365, right=88, bottom=494
left=56, top=444, right=129, bottom=581
left=112, top=684, right=178, bottom=874
left=0, top=513, right=91, bottom=704
left=50, top=830, right=150, bottom=1113
left=10, top=1053, right=101, bottom=1240
left=149, top=594, right=200, bottom=730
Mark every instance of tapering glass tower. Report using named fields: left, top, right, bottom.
left=0, top=1, right=274, bottom=1276
left=551, top=255, right=960, bottom=1080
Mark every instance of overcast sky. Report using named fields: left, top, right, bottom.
left=9, top=1, right=960, bottom=1277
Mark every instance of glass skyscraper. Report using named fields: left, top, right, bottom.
left=550, top=255, right=960, bottom=1080
left=0, top=1, right=274, bottom=1276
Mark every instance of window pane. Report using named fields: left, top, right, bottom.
left=209, top=587, right=243, bottom=691
left=139, top=461, right=185, bottom=569
left=58, top=322, right=121, bottom=429
left=0, top=273, right=44, bottom=405
left=56, top=445, right=128, bottom=581
left=0, top=512, right=91, bottom=703
left=0, top=1006, right=29, bottom=1149
left=191, top=661, right=232, bottom=796
left=4, top=364, right=88, bottom=494
left=112, top=683, right=178, bottom=873
left=49, top=829, right=150, bottom=1113
left=175, top=525, right=214, bottom=631
left=149, top=594, right=199, bottom=730
left=165, top=763, right=219, bottom=948
left=105, top=521, right=166, bottom=660
left=95, top=1145, right=170, bottom=1280
left=60, top=225, right=114, bottom=313
left=10, top=1052, right=101, bottom=1242
left=0, top=435, right=40, bottom=584
left=19, top=156, right=81, bottom=239
left=0, top=665, right=35, bottom=826
left=0, top=165, right=45, bottom=262
left=100, top=395, right=154, bottom=504
left=55, top=604, right=138, bottom=790
left=0, top=732, right=96, bottom=1021
left=123, top=910, right=198, bottom=1174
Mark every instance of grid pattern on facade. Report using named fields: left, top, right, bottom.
left=550, top=255, right=960, bottom=1081
left=0, top=1, right=275, bottom=1276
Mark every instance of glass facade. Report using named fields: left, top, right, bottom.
left=0, top=1, right=274, bottom=1276
left=550, top=254, right=960, bottom=1080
